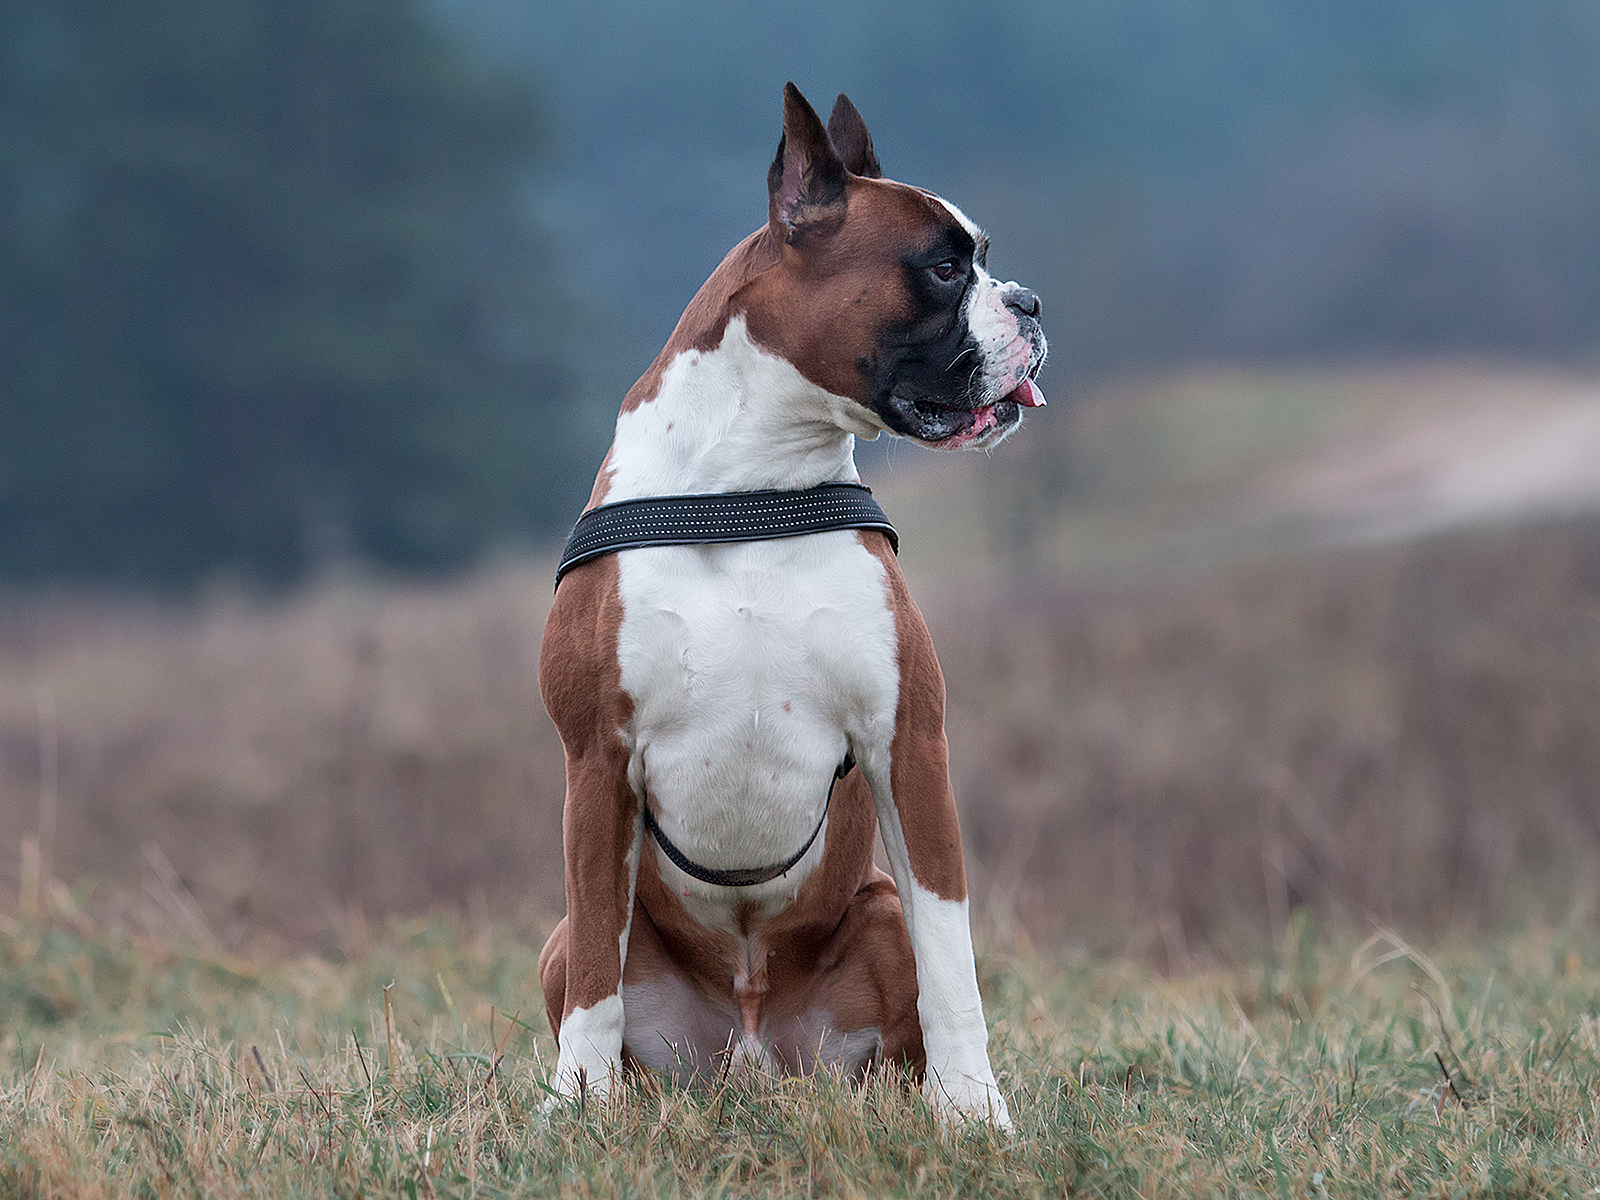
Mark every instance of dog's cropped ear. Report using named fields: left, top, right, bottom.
left=768, top=82, right=848, bottom=243
left=827, top=94, right=881, bottom=179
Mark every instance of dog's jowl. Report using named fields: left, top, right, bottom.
left=538, top=84, right=1046, bottom=1125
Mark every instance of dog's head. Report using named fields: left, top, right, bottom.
left=740, top=83, right=1047, bottom=450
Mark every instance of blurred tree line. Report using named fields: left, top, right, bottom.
left=1, top=0, right=574, bottom=589
left=448, top=0, right=1600, bottom=381
left=8, top=0, right=1600, bottom=589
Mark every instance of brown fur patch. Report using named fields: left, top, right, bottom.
left=538, top=553, right=639, bottom=1022
left=742, top=180, right=942, bottom=406
left=589, top=178, right=951, bottom=507
left=860, top=532, right=969, bottom=902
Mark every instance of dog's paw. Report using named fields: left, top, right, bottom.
left=544, top=995, right=626, bottom=1111
left=538, top=1060, right=623, bottom=1115
left=923, top=1062, right=1013, bottom=1130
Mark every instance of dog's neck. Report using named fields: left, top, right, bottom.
left=602, top=315, right=875, bottom=502
left=596, top=230, right=884, bottom=503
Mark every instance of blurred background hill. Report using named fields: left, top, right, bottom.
left=438, top=0, right=1600, bottom=376
left=2, top=0, right=1599, bottom=955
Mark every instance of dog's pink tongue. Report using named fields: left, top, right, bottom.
left=1010, top=378, right=1046, bottom=407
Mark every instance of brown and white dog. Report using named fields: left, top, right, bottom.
left=537, top=83, right=1045, bottom=1125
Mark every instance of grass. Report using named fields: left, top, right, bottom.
left=2, top=365, right=1598, bottom=957
left=4, top=363, right=1600, bottom=1193
left=4, top=513, right=1598, bottom=961
left=5, top=904, right=1599, bottom=1197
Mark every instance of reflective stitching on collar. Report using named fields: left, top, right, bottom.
left=555, top=482, right=898, bottom=589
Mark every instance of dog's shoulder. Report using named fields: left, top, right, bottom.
left=541, top=553, right=631, bottom=752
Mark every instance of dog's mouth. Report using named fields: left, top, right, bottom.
left=897, top=376, right=1045, bottom=449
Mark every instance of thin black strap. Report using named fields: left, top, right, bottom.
left=644, top=754, right=855, bottom=888
left=556, top=482, right=897, bottom=588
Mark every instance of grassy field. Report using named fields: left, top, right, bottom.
left=0, top=365, right=1598, bottom=963
left=4, top=906, right=1599, bottom=1198
left=4, top=363, right=1600, bottom=1195
left=5, top=505, right=1595, bottom=958
left=875, top=364, right=1600, bottom=585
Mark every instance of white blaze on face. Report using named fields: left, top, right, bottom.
left=932, top=193, right=983, bottom=243
left=964, top=265, right=1035, bottom=404
left=932, top=193, right=1040, bottom=407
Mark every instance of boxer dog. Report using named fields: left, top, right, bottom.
left=538, top=83, right=1045, bottom=1125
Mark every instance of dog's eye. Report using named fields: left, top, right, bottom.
left=931, top=259, right=964, bottom=283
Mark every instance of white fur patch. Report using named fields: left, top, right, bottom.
left=904, top=888, right=1011, bottom=1125
left=610, top=319, right=902, bottom=925
left=963, top=265, right=1036, bottom=405
left=871, top=771, right=1012, bottom=1128
left=604, top=316, right=884, bottom=504
left=551, top=993, right=626, bottom=1101
left=931, top=193, right=983, bottom=242
left=617, top=532, right=898, bottom=916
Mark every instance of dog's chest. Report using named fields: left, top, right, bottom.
left=614, top=531, right=898, bottom=894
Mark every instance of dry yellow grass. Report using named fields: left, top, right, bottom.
left=2, top=365, right=1598, bottom=997
left=4, top=906, right=1599, bottom=1197
left=938, top=515, right=1600, bottom=953
left=0, top=566, right=568, bottom=940
left=5, top=512, right=1597, bottom=958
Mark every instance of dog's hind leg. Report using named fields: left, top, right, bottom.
left=537, top=917, right=568, bottom=1044
left=762, top=867, right=925, bottom=1082
left=618, top=901, right=742, bottom=1085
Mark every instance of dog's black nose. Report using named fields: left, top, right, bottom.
left=1003, top=285, right=1041, bottom=319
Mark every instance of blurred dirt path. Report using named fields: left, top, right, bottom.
left=1266, top=375, right=1600, bottom=542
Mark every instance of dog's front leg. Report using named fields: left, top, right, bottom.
left=549, top=753, right=643, bottom=1102
left=865, top=597, right=1011, bottom=1128
left=540, top=558, right=644, bottom=1104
